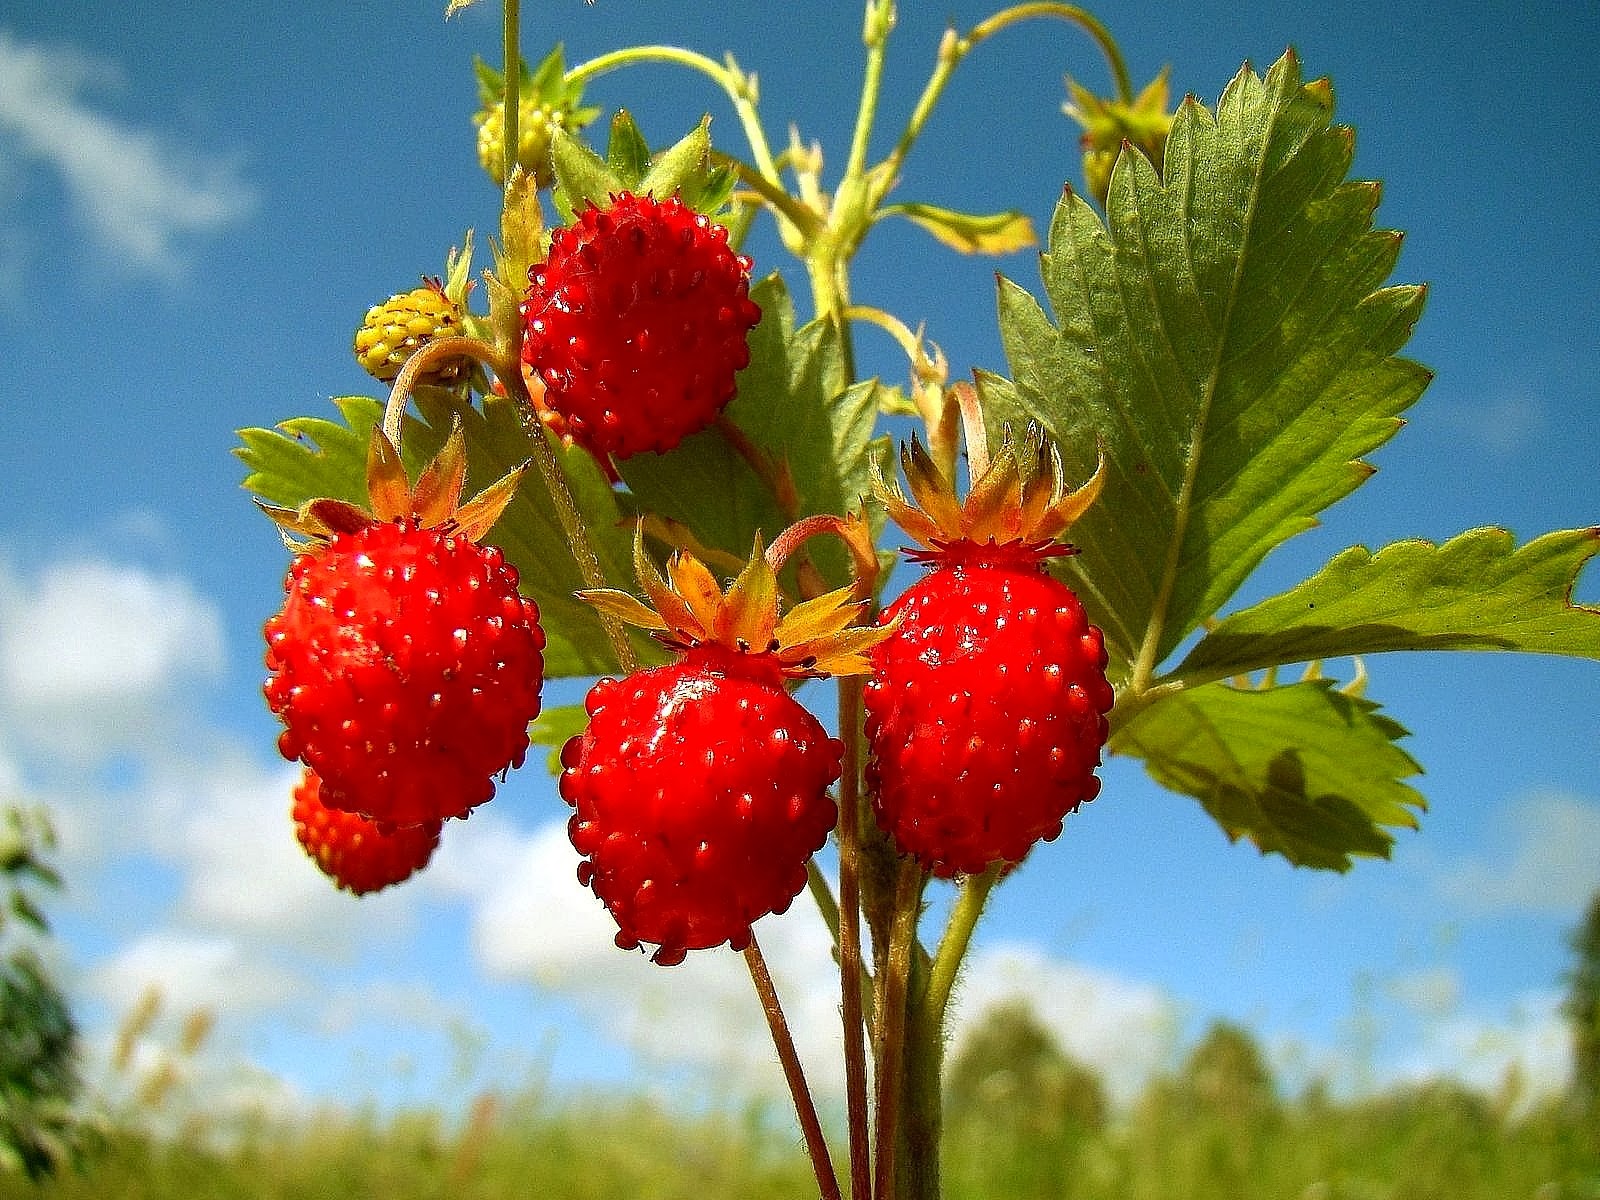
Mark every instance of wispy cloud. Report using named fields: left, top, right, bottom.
left=0, top=29, right=256, bottom=280
left=1433, top=790, right=1600, bottom=916
left=0, top=556, right=225, bottom=757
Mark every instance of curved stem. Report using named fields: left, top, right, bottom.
left=566, top=45, right=781, bottom=183
left=885, top=3, right=1132, bottom=182
left=968, top=4, right=1133, bottom=101
left=383, top=336, right=501, bottom=450
left=744, top=936, right=842, bottom=1200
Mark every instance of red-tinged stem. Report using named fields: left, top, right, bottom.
left=744, top=936, right=842, bottom=1200
left=380, top=334, right=638, bottom=676
left=766, top=513, right=880, bottom=599
left=381, top=336, right=501, bottom=452
left=949, top=380, right=990, bottom=480
left=716, top=415, right=801, bottom=521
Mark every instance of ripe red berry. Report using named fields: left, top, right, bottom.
left=864, top=425, right=1114, bottom=877
left=556, top=536, right=886, bottom=966
left=520, top=191, right=762, bottom=461
left=561, top=645, right=841, bottom=966
left=865, top=541, right=1113, bottom=877
left=291, top=767, right=441, bottom=895
left=264, top=518, right=545, bottom=828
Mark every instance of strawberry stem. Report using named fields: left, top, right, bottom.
left=922, top=863, right=1000, bottom=1033
left=502, top=0, right=519, bottom=192
left=872, top=859, right=925, bottom=1200
left=381, top=335, right=494, bottom=451
left=836, top=673, right=874, bottom=1200
left=743, top=936, right=842, bottom=1200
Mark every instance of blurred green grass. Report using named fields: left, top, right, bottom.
left=7, top=1078, right=1598, bottom=1200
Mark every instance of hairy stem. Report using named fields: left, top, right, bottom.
left=923, top=865, right=1000, bottom=1032
left=502, top=0, right=520, bottom=189
left=872, top=860, right=924, bottom=1200
left=837, top=673, right=873, bottom=1200
left=744, top=936, right=842, bottom=1200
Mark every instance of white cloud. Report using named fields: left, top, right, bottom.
left=433, top=814, right=852, bottom=1096
left=948, top=943, right=1183, bottom=1107
left=0, top=29, right=256, bottom=278
left=1388, top=966, right=1463, bottom=1020
left=90, top=930, right=303, bottom=1018
left=433, top=815, right=1187, bottom=1104
left=1435, top=790, right=1600, bottom=915
left=149, top=752, right=426, bottom=951
left=1387, top=989, right=1573, bottom=1108
left=0, top=557, right=225, bottom=757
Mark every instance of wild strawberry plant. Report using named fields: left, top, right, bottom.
left=235, top=2, right=1600, bottom=1197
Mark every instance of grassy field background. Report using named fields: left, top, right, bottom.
left=9, top=1062, right=1598, bottom=1199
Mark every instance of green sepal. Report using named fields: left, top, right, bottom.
left=1113, top=676, right=1424, bottom=871
left=605, top=110, right=652, bottom=182
left=878, top=202, right=1037, bottom=256
left=485, top=170, right=544, bottom=366
left=551, top=115, right=737, bottom=223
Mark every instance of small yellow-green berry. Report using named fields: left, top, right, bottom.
left=353, top=281, right=464, bottom=384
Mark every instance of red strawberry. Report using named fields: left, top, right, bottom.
left=292, top=767, right=441, bottom=895
left=559, top=535, right=889, bottom=965
left=519, top=192, right=762, bottom=463
left=261, top=425, right=544, bottom=828
left=865, top=427, right=1114, bottom=878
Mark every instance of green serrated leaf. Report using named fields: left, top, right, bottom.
left=1179, top=526, right=1600, bottom=682
left=1114, top=678, right=1424, bottom=871
left=617, top=274, right=881, bottom=589
left=880, top=202, right=1037, bottom=255
left=529, top=703, right=589, bottom=774
left=236, top=394, right=651, bottom=678
left=979, top=50, right=1430, bottom=687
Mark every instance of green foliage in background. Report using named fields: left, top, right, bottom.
left=0, top=806, right=93, bottom=1181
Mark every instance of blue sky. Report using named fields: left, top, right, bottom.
left=0, top=0, right=1596, bottom=1122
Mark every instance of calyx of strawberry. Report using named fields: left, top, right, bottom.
left=872, top=419, right=1105, bottom=560
left=579, top=527, right=892, bottom=679
left=258, top=421, right=525, bottom=549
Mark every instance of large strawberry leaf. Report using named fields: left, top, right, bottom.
left=236, top=391, right=647, bottom=678
left=977, top=51, right=1430, bottom=685
left=1178, top=526, right=1600, bottom=683
left=1112, top=678, right=1424, bottom=871
left=618, top=273, right=884, bottom=588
